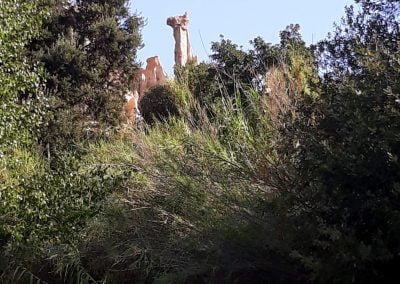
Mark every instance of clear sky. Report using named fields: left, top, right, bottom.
left=130, top=0, right=355, bottom=75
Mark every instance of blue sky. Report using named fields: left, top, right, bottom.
left=130, top=0, right=355, bottom=75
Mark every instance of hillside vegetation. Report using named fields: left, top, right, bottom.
left=1, top=0, right=400, bottom=283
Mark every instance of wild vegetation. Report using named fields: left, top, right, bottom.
left=1, top=0, right=399, bottom=283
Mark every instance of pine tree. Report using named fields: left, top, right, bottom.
left=30, top=0, right=144, bottom=151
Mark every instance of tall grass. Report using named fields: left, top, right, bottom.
left=56, top=74, right=307, bottom=283
left=2, top=66, right=305, bottom=283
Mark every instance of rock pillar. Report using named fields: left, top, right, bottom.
left=126, top=56, right=166, bottom=120
left=138, top=56, right=166, bottom=97
left=167, top=12, right=196, bottom=66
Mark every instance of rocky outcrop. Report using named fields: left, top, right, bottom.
left=126, top=56, right=166, bottom=120
left=138, top=56, right=166, bottom=97
left=124, top=90, right=139, bottom=120
left=167, top=12, right=197, bottom=66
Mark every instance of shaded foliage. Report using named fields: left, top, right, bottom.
left=0, top=0, right=48, bottom=153
left=271, top=0, right=400, bottom=282
left=139, top=84, right=180, bottom=124
left=29, top=0, right=144, bottom=152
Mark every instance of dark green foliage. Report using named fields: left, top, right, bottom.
left=175, top=62, right=220, bottom=105
left=0, top=0, right=138, bottom=281
left=210, top=36, right=255, bottom=95
left=174, top=36, right=269, bottom=105
left=139, top=85, right=180, bottom=124
left=0, top=151, right=129, bottom=283
left=1, top=0, right=48, bottom=276
left=0, top=0, right=49, bottom=153
left=30, top=0, right=144, bottom=152
left=1, top=152, right=126, bottom=249
left=177, top=25, right=316, bottom=108
left=210, top=25, right=309, bottom=93
left=270, top=0, right=400, bottom=282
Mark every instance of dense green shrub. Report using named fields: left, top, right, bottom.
left=0, top=147, right=129, bottom=280
left=0, top=0, right=48, bottom=153
left=0, top=2, right=135, bottom=281
left=174, top=62, right=220, bottom=106
left=270, top=0, right=400, bottom=282
left=139, top=84, right=180, bottom=124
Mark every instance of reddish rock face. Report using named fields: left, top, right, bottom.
left=126, top=56, right=166, bottom=120
left=138, top=56, right=166, bottom=97
left=167, top=12, right=196, bottom=66
left=125, top=90, right=139, bottom=120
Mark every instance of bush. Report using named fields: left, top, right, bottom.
left=139, top=84, right=180, bottom=124
left=261, top=1, right=400, bottom=282
left=0, top=147, right=130, bottom=282
left=174, top=62, right=220, bottom=106
left=0, top=0, right=48, bottom=153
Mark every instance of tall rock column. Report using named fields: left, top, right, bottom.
left=167, top=12, right=196, bottom=66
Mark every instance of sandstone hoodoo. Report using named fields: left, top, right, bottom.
left=138, top=56, right=166, bottom=98
left=126, top=56, right=166, bottom=119
left=167, top=12, right=197, bottom=66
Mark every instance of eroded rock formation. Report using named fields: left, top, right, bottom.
left=138, top=56, right=166, bottom=97
left=124, top=90, right=139, bottom=120
left=126, top=56, right=166, bottom=120
left=167, top=12, right=197, bottom=66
